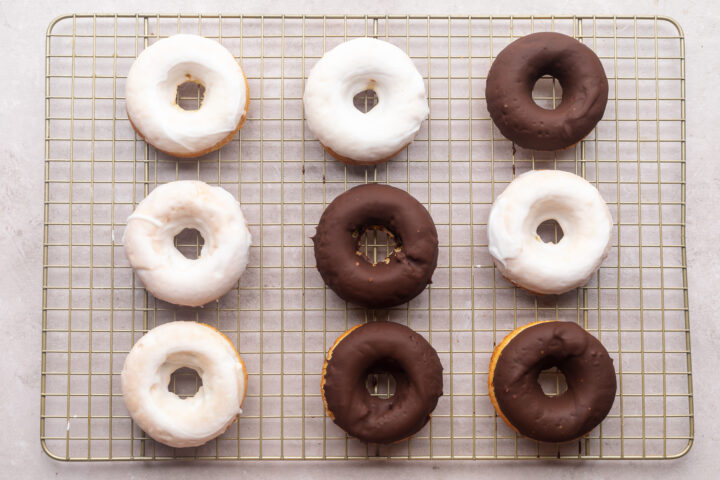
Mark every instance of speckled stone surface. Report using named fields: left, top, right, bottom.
left=1, top=0, right=718, bottom=478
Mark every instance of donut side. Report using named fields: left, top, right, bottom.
left=162, top=322, right=249, bottom=436
left=320, top=140, right=411, bottom=167
left=320, top=323, right=365, bottom=422
left=487, top=320, right=551, bottom=436
left=202, top=322, right=249, bottom=408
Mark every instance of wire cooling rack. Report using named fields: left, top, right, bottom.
left=42, top=14, right=692, bottom=461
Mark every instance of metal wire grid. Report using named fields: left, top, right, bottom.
left=41, top=14, right=692, bottom=461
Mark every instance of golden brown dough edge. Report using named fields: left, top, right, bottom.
left=320, top=141, right=411, bottom=167
left=487, top=320, right=553, bottom=436
left=193, top=322, right=249, bottom=431
left=320, top=323, right=364, bottom=422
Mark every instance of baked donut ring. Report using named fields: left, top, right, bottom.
left=488, top=321, right=617, bottom=443
left=121, top=321, right=248, bottom=448
left=486, top=32, right=608, bottom=151
left=125, top=34, right=250, bottom=158
left=312, top=184, right=438, bottom=308
left=487, top=170, right=613, bottom=295
left=322, top=322, right=443, bottom=444
left=123, top=180, right=251, bottom=307
left=303, top=37, right=429, bottom=166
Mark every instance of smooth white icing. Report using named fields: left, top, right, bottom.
left=125, top=34, right=248, bottom=157
left=121, top=321, right=247, bottom=448
left=123, top=180, right=251, bottom=306
left=487, top=170, right=613, bottom=295
left=303, top=37, right=429, bottom=165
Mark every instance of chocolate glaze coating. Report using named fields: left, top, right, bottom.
left=322, top=322, right=444, bottom=444
left=491, top=321, right=616, bottom=443
left=486, top=32, right=609, bottom=151
left=312, top=184, right=438, bottom=308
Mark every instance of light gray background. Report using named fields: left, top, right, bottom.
left=1, top=0, right=718, bottom=478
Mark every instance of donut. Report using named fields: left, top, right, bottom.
left=121, top=321, right=248, bottom=448
left=303, top=37, right=429, bottom=166
left=486, top=32, right=608, bottom=151
left=488, top=321, right=617, bottom=443
left=321, top=322, right=443, bottom=444
left=487, top=170, right=612, bottom=295
left=123, top=180, right=251, bottom=307
left=312, top=184, right=438, bottom=308
left=125, top=34, right=250, bottom=158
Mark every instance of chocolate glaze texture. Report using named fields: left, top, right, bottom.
left=491, top=321, right=616, bottom=443
left=486, top=32, right=609, bottom=151
left=312, top=184, right=438, bottom=308
left=322, top=322, right=444, bottom=444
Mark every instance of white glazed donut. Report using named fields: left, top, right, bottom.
left=303, top=37, right=429, bottom=166
left=124, top=180, right=251, bottom=307
left=125, top=34, right=249, bottom=158
left=487, top=170, right=613, bottom=295
left=121, top=321, right=247, bottom=448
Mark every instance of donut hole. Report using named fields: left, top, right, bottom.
left=365, top=372, right=397, bottom=399
left=536, top=219, right=564, bottom=244
left=537, top=367, right=568, bottom=397
left=355, top=225, right=401, bottom=266
left=532, top=76, right=564, bottom=110
left=168, top=367, right=203, bottom=399
left=176, top=80, right=206, bottom=111
left=353, top=89, right=379, bottom=113
left=174, top=228, right=205, bottom=259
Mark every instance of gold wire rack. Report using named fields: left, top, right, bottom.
left=41, top=14, right=692, bottom=461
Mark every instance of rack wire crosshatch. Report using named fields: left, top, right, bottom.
left=42, top=14, right=692, bottom=461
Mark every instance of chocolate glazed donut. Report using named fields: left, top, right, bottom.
left=489, top=321, right=617, bottom=443
left=312, top=184, right=438, bottom=308
left=486, top=32, right=609, bottom=151
left=322, top=322, right=444, bottom=444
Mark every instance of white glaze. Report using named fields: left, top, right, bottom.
left=125, top=34, right=248, bottom=157
left=487, top=170, right=613, bottom=295
left=303, top=37, right=429, bottom=165
left=123, top=180, right=251, bottom=306
left=121, top=321, right=247, bottom=448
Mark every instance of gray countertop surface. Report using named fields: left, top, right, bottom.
left=1, top=0, right=718, bottom=478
